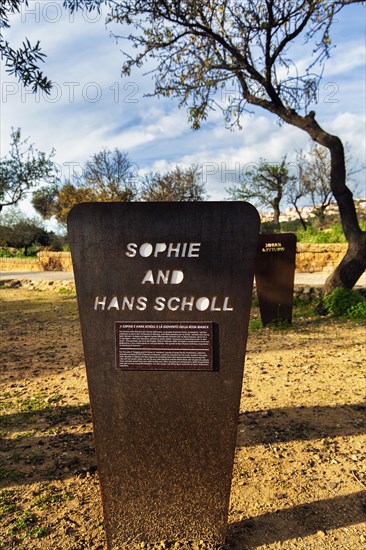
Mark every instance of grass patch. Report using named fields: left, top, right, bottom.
left=248, top=319, right=262, bottom=331
left=0, top=465, right=24, bottom=481
left=266, top=318, right=293, bottom=330
left=31, top=484, right=71, bottom=509
left=29, top=525, right=49, bottom=538
left=249, top=295, right=366, bottom=334
left=58, top=287, right=74, bottom=295
left=0, top=489, right=50, bottom=540
left=0, top=489, right=19, bottom=518
left=292, top=299, right=322, bottom=321
left=18, top=393, right=47, bottom=413
left=7, top=511, right=36, bottom=535
left=0, top=394, right=15, bottom=413
left=5, top=506, right=48, bottom=540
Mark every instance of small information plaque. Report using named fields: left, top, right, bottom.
left=116, top=321, right=213, bottom=371
left=255, top=233, right=297, bottom=325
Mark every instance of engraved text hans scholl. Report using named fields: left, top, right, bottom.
left=92, top=240, right=234, bottom=313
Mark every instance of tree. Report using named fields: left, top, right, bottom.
left=295, top=142, right=365, bottom=228
left=33, top=148, right=138, bottom=224
left=140, top=165, right=207, bottom=202
left=0, top=128, right=56, bottom=212
left=62, top=0, right=365, bottom=293
left=7, top=220, right=49, bottom=255
left=46, top=183, right=97, bottom=225
left=0, top=209, right=49, bottom=255
left=286, top=169, right=310, bottom=231
left=31, top=183, right=60, bottom=220
left=296, top=143, right=333, bottom=228
left=80, top=148, right=138, bottom=201
left=0, top=1, right=52, bottom=93
left=227, top=158, right=295, bottom=229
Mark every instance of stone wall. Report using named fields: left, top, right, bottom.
left=37, top=251, right=73, bottom=271
left=0, top=257, right=42, bottom=272
left=1, top=245, right=348, bottom=273
left=1, top=252, right=73, bottom=272
left=296, top=243, right=347, bottom=273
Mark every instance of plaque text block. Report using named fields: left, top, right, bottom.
left=116, top=321, right=213, bottom=371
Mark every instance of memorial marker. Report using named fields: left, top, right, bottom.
left=68, top=202, right=259, bottom=547
left=255, top=233, right=297, bottom=325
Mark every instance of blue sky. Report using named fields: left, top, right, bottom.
left=1, top=1, right=365, bottom=223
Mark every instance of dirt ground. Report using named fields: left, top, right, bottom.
left=0, top=284, right=365, bottom=549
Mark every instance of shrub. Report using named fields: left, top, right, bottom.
left=38, top=254, right=63, bottom=271
left=0, top=248, right=14, bottom=257
left=295, top=221, right=366, bottom=243
left=296, top=224, right=346, bottom=243
left=15, top=246, right=39, bottom=257
left=347, top=301, right=366, bottom=319
left=323, top=288, right=366, bottom=316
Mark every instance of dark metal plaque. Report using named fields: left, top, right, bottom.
left=115, top=321, right=213, bottom=371
left=255, top=233, right=297, bottom=325
left=68, top=202, right=259, bottom=547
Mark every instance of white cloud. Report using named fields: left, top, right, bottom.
left=324, top=44, right=366, bottom=77
left=327, top=112, right=366, bottom=159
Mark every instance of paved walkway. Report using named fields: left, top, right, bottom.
left=1, top=271, right=74, bottom=281
left=294, top=272, right=365, bottom=287
left=1, top=270, right=365, bottom=287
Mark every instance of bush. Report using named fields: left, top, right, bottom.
left=323, top=288, right=366, bottom=317
left=295, top=220, right=366, bottom=243
left=280, top=218, right=307, bottom=233
left=38, top=254, right=63, bottom=271
left=347, top=301, right=366, bottom=319
left=260, top=220, right=280, bottom=234
left=47, top=233, right=67, bottom=252
left=14, top=246, right=39, bottom=257
left=296, top=224, right=347, bottom=243
left=0, top=246, right=40, bottom=258
left=0, top=248, right=14, bottom=257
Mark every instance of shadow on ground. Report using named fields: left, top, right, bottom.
left=237, top=403, right=366, bottom=446
left=1, top=402, right=365, bottom=488
left=227, top=490, right=366, bottom=548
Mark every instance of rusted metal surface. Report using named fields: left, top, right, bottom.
left=68, top=202, right=259, bottom=547
left=255, top=233, right=297, bottom=325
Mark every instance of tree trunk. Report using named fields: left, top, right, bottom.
left=317, top=133, right=366, bottom=291
left=295, top=206, right=308, bottom=231
left=272, top=208, right=280, bottom=229
left=272, top=197, right=281, bottom=230
left=324, top=232, right=366, bottom=293
left=276, top=109, right=366, bottom=291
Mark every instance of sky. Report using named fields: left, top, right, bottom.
left=1, top=1, right=365, bottom=227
